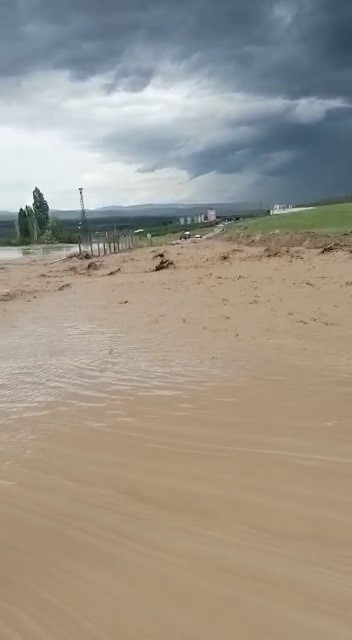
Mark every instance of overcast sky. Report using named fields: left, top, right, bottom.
left=1, top=0, right=351, bottom=210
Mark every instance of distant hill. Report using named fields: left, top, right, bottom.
left=0, top=201, right=264, bottom=244
left=2, top=195, right=352, bottom=222
left=95, top=201, right=255, bottom=213
left=50, top=202, right=259, bottom=221
left=0, top=201, right=259, bottom=222
left=0, top=211, right=17, bottom=220
left=297, top=195, right=352, bottom=208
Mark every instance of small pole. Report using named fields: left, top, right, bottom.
left=97, top=241, right=100, bottom=257
left=78, top=223, right=82, bottom=255
left=89, top=234, right=93, bottom=256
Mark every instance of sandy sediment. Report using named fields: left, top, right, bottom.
left=1, top=238, right=352, bottom=639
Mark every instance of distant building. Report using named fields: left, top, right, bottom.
left=270, top=204, right=292, bottom=215
left=206, top=209, right=217, bottom=222
left=180, top=212, right=207, bottom=225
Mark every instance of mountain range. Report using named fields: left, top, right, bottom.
left=0, top=202, right=261, bottom=221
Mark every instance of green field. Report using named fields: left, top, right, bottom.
left=229, top=203, right=352, bottom=235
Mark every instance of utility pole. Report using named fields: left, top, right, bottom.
left=78, top=187, right=89, bottom=238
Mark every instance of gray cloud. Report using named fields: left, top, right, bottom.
left=1, top=0, right=352, bottom=203
left=2, top=0, right=352, bottom=96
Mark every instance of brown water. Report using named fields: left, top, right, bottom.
left=0, top=305, right=215, bottom=451
left=0, top=244, right=76, bottom=261
left=1, top=248, right=352, bottom=639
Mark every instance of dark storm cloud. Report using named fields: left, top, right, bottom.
left=171, top=102, right=352, bottom=200
left=1, top=0, right=352, bottom=200
left=2, top=0, right=352, bottom=97
left=183, top=110, right=352, bottom=199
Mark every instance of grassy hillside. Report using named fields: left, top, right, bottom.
left=297, top=195, right=352, bottom=207
left=229, top=203, right=352, bottom=235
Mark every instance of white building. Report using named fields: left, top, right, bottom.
left=206, top=209, right=217, bottom=222
left=270, top=204, right=293, bottom=215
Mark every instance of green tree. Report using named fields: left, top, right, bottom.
left=50, top=216, right=65, bottom=241
left=40, top=216, right=66, bottom=244
left=25, top=205, right=38, bottom=243
left=18, top=207, right=30, bottom=242
left=33, top=187, right=50, bottom=234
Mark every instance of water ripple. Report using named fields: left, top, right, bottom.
left=0, top=307, right=218, bottom=445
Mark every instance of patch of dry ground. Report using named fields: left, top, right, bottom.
left=2, top=239, right=351, bottom=359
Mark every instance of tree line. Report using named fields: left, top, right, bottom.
left=18, top=188, right=75, bottom=245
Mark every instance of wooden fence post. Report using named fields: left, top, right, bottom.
left=87, top=229, right=141, bottom=255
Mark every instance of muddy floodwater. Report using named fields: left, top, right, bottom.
left=0, top=244, right=76, bottom=261
left=1, top=241, right=352, bottom=639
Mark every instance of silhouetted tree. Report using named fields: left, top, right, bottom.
left=18, top=207, right=30, bottom=241
left=33, top=187, right=50, bottom=234
left=25, top=205, right=38, bottom=243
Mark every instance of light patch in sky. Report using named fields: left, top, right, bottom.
left=0, top=68, right=346, bottom=209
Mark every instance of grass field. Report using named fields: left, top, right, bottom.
left=229, top=203, right=352, bottom=235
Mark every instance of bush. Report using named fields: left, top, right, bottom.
left=39, top=217, right=78, bottom=244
